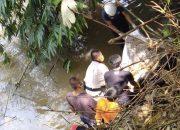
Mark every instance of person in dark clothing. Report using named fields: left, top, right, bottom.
left=102, top=2, right=135, bottom=42
left=104, top=54, right=139, bottom=105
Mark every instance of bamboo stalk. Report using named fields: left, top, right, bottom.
left=108, top=14, right=161, bottom=44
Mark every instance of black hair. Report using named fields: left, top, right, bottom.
left=91, top=49, right=101, bottom=61
left=104, top=87, right=118, bottom=101
left=108, top=54, right=122, bottom=69
left=69, top=76, right=82, bottom=90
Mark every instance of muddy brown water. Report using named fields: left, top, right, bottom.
left=0, top=1, right=166, bottom=130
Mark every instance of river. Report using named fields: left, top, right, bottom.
left=0, top=0, right=169, bottom=130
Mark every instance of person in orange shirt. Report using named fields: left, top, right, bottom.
left=95, top=87, right=122, bottom=125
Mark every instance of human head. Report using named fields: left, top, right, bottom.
left=104, top=2, right=117, bottom=16
left=108, top=54, right=121, bottom=69
left=91, top=49, right=104, bottom=62
left=69, top=76, right=83, bottom=90
left=104, top=87, right=118, bottom=101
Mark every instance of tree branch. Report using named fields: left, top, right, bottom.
left=108, top=14, right=161, bottom=44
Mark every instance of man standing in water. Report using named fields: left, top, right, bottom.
left=104, top=54, right=139, bottom=105
left=102, top=1, right=135, bottom=42
left=84, top=49, right=109, bottom=99
left=66, top=77, right=96, bottom=127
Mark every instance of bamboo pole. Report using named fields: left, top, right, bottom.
left=108, top=14, right=161, bottom=44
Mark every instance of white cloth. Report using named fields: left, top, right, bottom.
left=84, top=61, right=109, bottom=96
left=102, top=0, right=116, bottom=4
left=102, top=0, right=132, bottom=7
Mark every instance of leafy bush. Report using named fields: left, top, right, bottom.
left=0, top=0, right=88, bottom=65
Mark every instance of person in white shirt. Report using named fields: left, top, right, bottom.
left=84, top=49, right=109, bottom=99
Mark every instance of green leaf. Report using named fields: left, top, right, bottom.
left=3, top=53, right=10, bottom=64
left=0, top=45, right=4, bottom=54
left=63, top=59, right=71, bottom=73
left=118, top=128, right=124, bottom=130
left=166, top=0, right=171, bottom=5
left=50, top=0, right=61, bottom=6
left=176, top=13, right=180, bottom=18
left=162, top=27, right=171, bottom=37
left=0, top=0, right=86, bottom=64
left=36, top=24, right=44, bottom=48
left=58, top=26, right=62, bottom=47
left=92, top=0, right=97, bottom=11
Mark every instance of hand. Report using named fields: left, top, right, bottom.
left=108, top=39, right=116, bottom=44
left=118, top=32, right=122, bottom=36
left=96, top=121, right=103, bottom=126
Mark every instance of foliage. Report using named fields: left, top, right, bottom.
left=0, top=44, right=10, bottom=64
left=63, top=59, right=71, bottom=73
left=0, top=0, right=93, bottom=65
left=0, top=44, right=3, bottom=54
left=3, top=52, right=10, bottom=64
left=162, top=23, right=171, bottom=37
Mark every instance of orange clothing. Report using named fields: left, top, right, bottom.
left=95, top=98, right=121, bottom=124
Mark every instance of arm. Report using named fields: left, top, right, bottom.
left=69, top=106, right=75, bottom=112
left=102, top=10, right=122, bottom=35
left=129, top=80, right=140, bottom=88
left=122, top=11, right=134, bottom=25
left=66, top=96, right=76, bottom=113
left=127, top=72, right=140, bottom=88
left=105, top=20, right=122, bottom=34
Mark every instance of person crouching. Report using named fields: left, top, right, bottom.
left=95, top=87, right=122, bottom=127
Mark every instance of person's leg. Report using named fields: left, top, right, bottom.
left=80, top=115, right=91, bottom=128
left=77, top=126, right=87, bottom=130
left=80, top=115, right=95, bottom=128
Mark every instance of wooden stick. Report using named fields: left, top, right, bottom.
left=122, top=7, right=162, bottom=37
left=47, top=58, right=59, bottom=76
left=108, top=14, right=161, bottom=44
left=81, top=13, right=123, bottom=35
left=13, top=60, right=32, bottom=94
left=97, top=2, right=162, bottom=37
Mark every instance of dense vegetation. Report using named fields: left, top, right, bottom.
left=0, top=0, right=179, bottom=64
left=0, top=0, right=99, bottom=65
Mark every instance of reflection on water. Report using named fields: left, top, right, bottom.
left=0, top=0, right=161, bottom=129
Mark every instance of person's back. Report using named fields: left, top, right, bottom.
left=66, top=92, right=96, bottom=119
left=96, top=98, right=120, bottom=124
left=95, top=88, right=121, bottom=125
left=104, top=70, right=134, bottom=94
left=104, top=54, right=139, bottom=105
